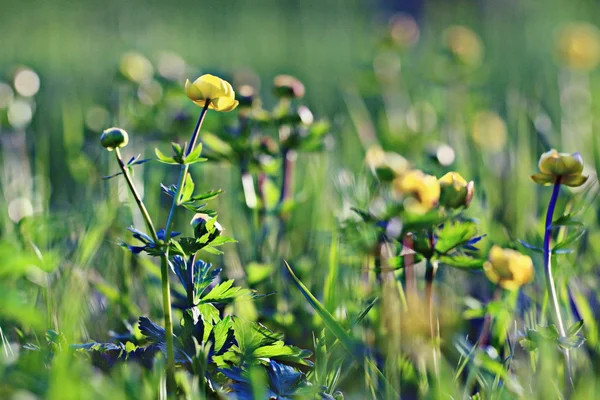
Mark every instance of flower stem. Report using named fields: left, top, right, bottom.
left=160, top=101, right=209, bottom=394
left=164, top=101, right=210, bottom=240
left=114, top=148, right=159, bottom=242
left=425, top=259, right=439, bottom=379
left=544, top=178, right=572, bottom=382
left=114, top=148, right=177, bottom=390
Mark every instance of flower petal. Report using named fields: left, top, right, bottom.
left=530, top=173, right=555, bottom=185
left=561, top=173, right=588, bottom=187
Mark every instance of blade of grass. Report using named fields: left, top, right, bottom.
left=284, top=260, right=398, bottom=397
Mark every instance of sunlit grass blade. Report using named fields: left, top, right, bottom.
left=284, top=260, right=398, bottom=397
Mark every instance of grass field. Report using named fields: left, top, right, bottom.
left=2, top=0, right=600, bottom=398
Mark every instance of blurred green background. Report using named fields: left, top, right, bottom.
left=3, top=0, right=600, bottom=397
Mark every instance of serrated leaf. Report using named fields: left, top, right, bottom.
left=553, top=229, right=587, bottom=251
left=184, top=143, right=203, bottom=162
left=201, top=280, right=250, bottom=303
left=435, top=222, right=479, bottom=254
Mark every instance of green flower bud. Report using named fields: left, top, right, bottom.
left=438, top=172, right=474, bottom=209
left=273, top=75, right=305, bottom=99
left=191, top=213, right=222, bottom=243
left=100, top=127, right=129, bottom=151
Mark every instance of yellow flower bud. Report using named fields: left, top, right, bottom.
left=191, top=213, right=222, bottom=242
left=530, top=149, right=588, bottom=187
left=185, top=74, right=239, bottom=112
left=100, top=127, right=129, bottom=151
left=393, top=170, right=440, bottom=214
left=438, top=172, right=474, bottom=209
left=483, top=246, right=534, bottom=290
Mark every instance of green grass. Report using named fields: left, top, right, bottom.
left=3, top=0, right=600, bottom=398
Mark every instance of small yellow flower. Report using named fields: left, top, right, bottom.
left=185, top=74, right=239, bottom=112
left=531, top=149, right=588, bottom=187
left=393, top=170, right=440, bottom=213
left=438, top=172, right=474, bottom=209
left=443, top=25, right=484, bottom=68
left=555, top=23, right=600, bottom=71
left=483, top=246, right=534, bottom=290
left=365, top=145, right=409, bottom=181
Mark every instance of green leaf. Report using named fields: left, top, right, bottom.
left=184, top=143, right=203, bottom=163
left=566, top=319, right=584, bottom=337
left=284, top=260, right=398, bottom=397
left=201, top=280, right=251, bottom=303
left=435, top=221, right=478, bottom=254
left=553, top=228, right=587, bottom=251
left=190, top=189, right=223, bottom=202
left=558, top=335, right=585, bottom=349
left=197, top=303, right=220, bottom=325
left=155, top=148, right=178, bottom=165
left=436, top=254, right=485, bottom=269
left=202, top=246, right=223, bottom=255
left=209, top=236, right=237, bottom=247
left=125, top=341, right=138, bottom=353
left=179, top=173, right=195, bottom=204
left=212, top=316, right=233, bottom=353
left=551, top=209, right=584, bottom=229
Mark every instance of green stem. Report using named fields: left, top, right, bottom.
left=425, top=259, right=439, bottom=380
left=114, top=148, right=176, bottom=390
left=114, top=148, right=159, bottom=242
left=543, top=178, right=572, bottom=384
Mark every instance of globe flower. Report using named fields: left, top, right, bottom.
left=185, top=74, right=239, bottom=112
left=483, top=246, right=534, bottom=290
left=365, top=146, right=409, bottom=182
left=438, top=172, right=474, bottom=209
left=100, top=127, right=129, bottom=151
left=531, top=149, right=588, bottom=187
left=393, top=170, right=440, bottom=213
left=555, top=23, right=600, bottom=71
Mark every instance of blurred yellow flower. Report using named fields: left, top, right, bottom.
left=555, top=23, right=600, bottom=71
left=365, top=145, right=410, bottom=181
left=443, top=26, right=483, bottom=68
left=483, top=246, right=534, bottom=290
left=531, top=149, right=588, bottom=187
left=120, top=52, right=154, bottom=84
left=472, top=111, right=507, bottom=152
left=394, top=170, right=440, bottom=213
left=185, top=74, right=239, bottom=112
left=438, top=172, right=474, bottom=209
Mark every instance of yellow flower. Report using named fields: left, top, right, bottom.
left=365, top=145, right=410, bottom=181
left=438, top=172, right=474, bottom=209
left=185, top=74, right=239, bottom=112
left=443, top=26, right=483, bottom=68
left=393, top=170, right=440, bottom=213
left=531, top=149, right=588, bottom=187
left=555, top=23, right=600, bottom=71
left=483, top=246, right=534, bottom=290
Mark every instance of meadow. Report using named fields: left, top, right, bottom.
left=2, top=0, right=600, bottom=398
